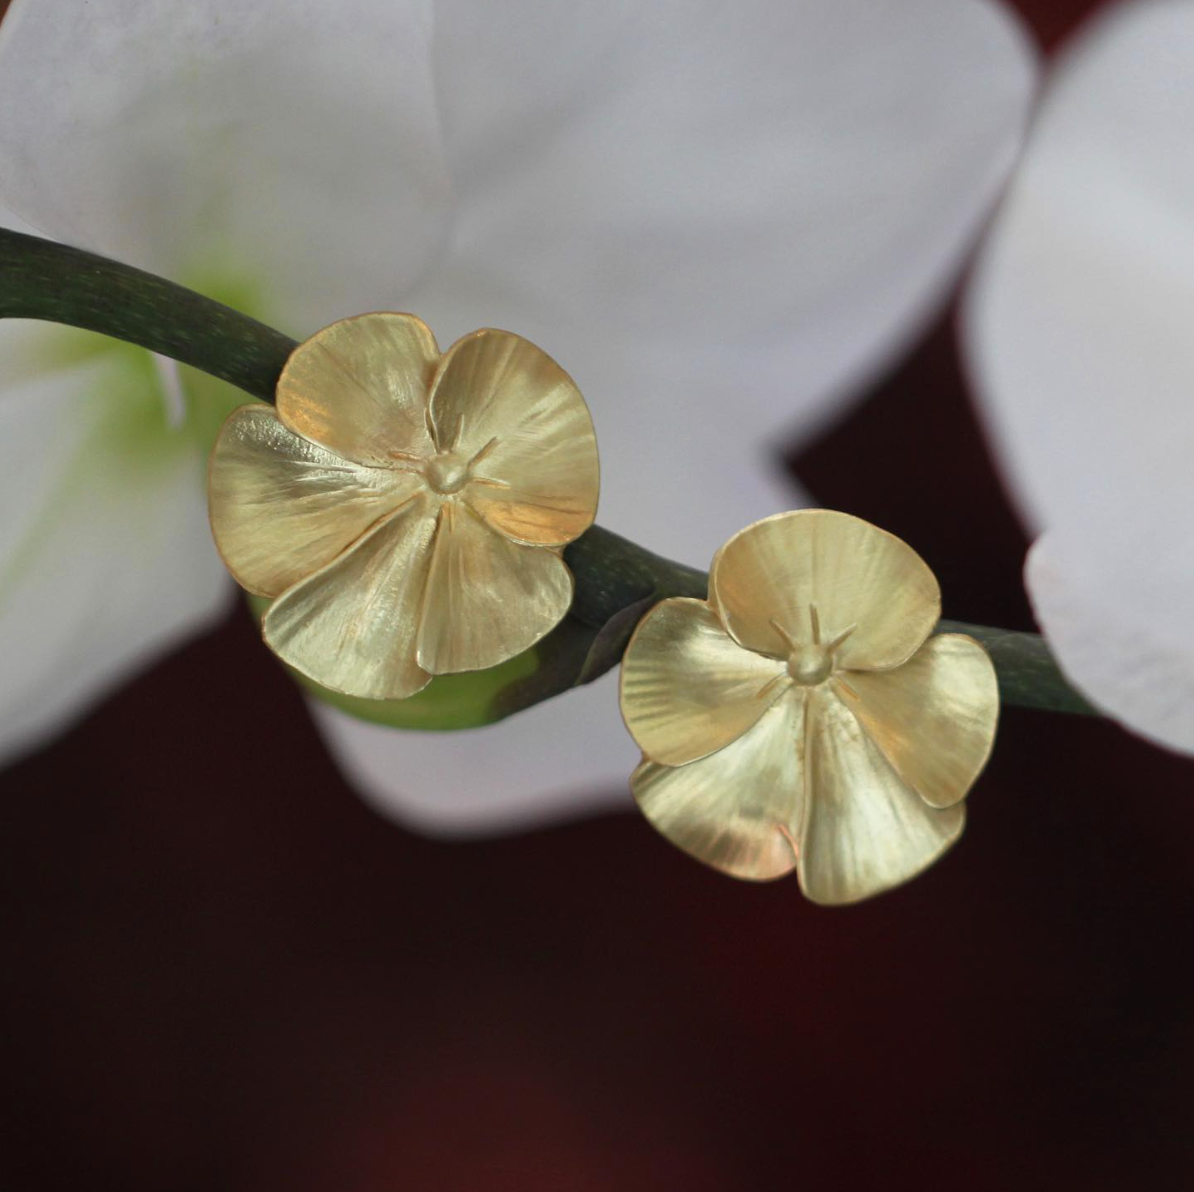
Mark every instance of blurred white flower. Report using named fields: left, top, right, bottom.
left=0, top=0, right=451, bottom=763
left=0, top=0, right=1036, bottom=829
left=965, top=0, right=1194, bottom=756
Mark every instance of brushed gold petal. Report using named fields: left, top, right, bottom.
left=631, top=693, right=806, bottom=882
left=276, top=312, right=439, bottom=467
left=415, top=501, right=574, bottom=675
left=208, top=404, right=417, bottom=598
left=428, top=329, right=598, bottom=545
left=798, top=688, right=965, bottom=905
left=262, top=493, right=437, bottom=699
left=620, top=598, right=787, bottom=766
left=844, top=634, right=999, bottom=809
left=709, top=509, right=941, bottom=672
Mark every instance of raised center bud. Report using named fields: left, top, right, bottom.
left=424, top=451, right=471, bottom=495
left=786, top=644, right=832, bottom=687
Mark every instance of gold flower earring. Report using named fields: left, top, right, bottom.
left=207, top=313, right=599, bottom=698
left=618, top=509, right=999, bottom=905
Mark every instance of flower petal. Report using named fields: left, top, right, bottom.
left=0, top=0, right=453, bottom=332
left=798, top=688, right=965, bottom=905
left=963, top=0, right=1194, bottom=754
left=630, top=693, right=806, bottom=882
left=307, top=669, right=638, bottom=836
left=276, top=313, right=439, bottom=468
left=427, top=329, right=599, bottom=547
left=0, top=323, right=230, bottom=764
left=208, top=404, right=418, bottom=598
left=415, top=504, right=574, bottom=675
left=844, top=634, right=999, bottom=809
left=1024, top=537, right=1194, bottom=756
left=262, top=494, right=436, bottom=699
left=710, top=510, right=940, bottom=670
left=406, top=0, right=1036, bottom=568
left=619, top=597, right=786, bottom=766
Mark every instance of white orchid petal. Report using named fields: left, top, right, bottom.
left=965, top=0, right=1194, bottom=753
left=0, top=0, right=452, bottom=330
left=426, top=0, right=1034, bottom=423
left=309, top=672, right=636, bottom=837
left=1026, top=537, right=1194, bottom=754
left=0, top=204, right=37, bottom=237
left=396, top=0, right=1037, bottom=563
left=0, top=324, right=231, bottom=765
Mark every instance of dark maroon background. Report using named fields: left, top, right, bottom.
left=6, top=3, right=1194, bottom=1189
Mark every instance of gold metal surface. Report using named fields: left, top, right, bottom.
left=208, top=313, right=599, bottom=698
left=620, top=510, right=999, bottom=905
left=710, top=509, right=941, bottom=672
left=632, top=695, right=807, bottom=883
left=620, top=598, right=786, bottom=767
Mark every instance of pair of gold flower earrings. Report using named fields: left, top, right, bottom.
left=207, top=313, right=1000, bottom=906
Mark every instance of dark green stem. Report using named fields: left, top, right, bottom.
left=555, top=525, right=1095, bottom=716
left=0, top=228, right=292, bottom=399
left=0, top=226, right=1096, bottom=718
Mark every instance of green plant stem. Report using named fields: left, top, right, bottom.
left=0, top=226, right=1097, bottom=718
left=0, top=228, right=292, bottom=398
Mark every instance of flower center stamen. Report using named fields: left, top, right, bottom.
left=424, top=450, right=472, bottom=495
left=786, top=644, right=833, bottom=686
left=771, top=606, right=859, bottom=688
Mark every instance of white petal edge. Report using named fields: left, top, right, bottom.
left=965, top=0, right=1194, bottom=755
left=0, top=0, right=453, bottom=332
left=307, top=670, right=636, bottom=837
left=0, top=326, right=231, bottom=765
left=1026, top=536, right=1194, bottom=755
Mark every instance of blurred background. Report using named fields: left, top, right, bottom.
left=4, top=1, right=1194, bottom=1189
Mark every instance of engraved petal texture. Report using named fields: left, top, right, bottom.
left=798, top=688, right=966, bottom=905
left=208, top=405, right=418, bottom=598
left=429, top=330, right=598, bottom=546
left=710, top=509, right=941, bottom=671
left=619, top=511, right=997, bottom=904
left=631, top=693, right=806, bottom=882
left=276, top=313, right=439, bottom=468
left=620, top=598, right=786, bottom=767
left=415, top=503, right=574, bottom=675
left=846, top=634, right=999, bottom=809
left=262, top=495, right=436, bottom=700
left=226, top=316, right=597, bottom=697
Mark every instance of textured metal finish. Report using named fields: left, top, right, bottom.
left=632, top=695, right=807, bottom=883
left=207, top=404, right=418, bottom=598
left=710, top=509, right=941, bottom=672
left=620, top=599, right=786, bottom=766
left=208, top=313, right=598, bottom=699
left=621, top=510, right=999, bottom=905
